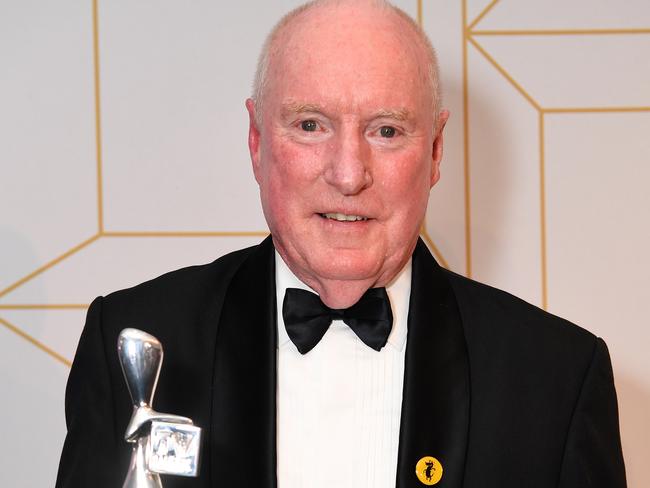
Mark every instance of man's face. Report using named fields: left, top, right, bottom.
left=247, top=6, right=447, bottom=307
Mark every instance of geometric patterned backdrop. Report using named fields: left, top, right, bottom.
left=1, top=1, right=648, bottom=486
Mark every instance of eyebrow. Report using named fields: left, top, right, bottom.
left=281, top=102, right=325, bottom=116
left=373, top=108, right=412, bottom=121
left=280, top=103, right=413, bottom=122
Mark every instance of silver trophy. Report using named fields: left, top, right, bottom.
left=117, top=328, right=201, bottom=488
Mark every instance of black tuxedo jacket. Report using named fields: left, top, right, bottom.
left=56, top=237, right=626, bottom=487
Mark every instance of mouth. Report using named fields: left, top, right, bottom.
left=319, top=212, right=369, bottom=222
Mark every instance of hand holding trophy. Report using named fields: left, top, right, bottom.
left=117, top=328, right=201, bottom=488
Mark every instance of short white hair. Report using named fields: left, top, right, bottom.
left=251, top=0, right=441, bottom=129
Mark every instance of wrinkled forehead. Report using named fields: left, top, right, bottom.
left=266, top=4, right=432, bottom=114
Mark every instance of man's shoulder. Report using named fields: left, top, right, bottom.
left=441, top=268, right=598, bottom=357
left=440, top=269, right=610, bottom=421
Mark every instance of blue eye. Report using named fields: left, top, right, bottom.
left=380, top=126, right=396, bottom=138
left=301, top=120, right=318, bottom=132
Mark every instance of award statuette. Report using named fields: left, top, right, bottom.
left=118, top=328, right=201, bottom=488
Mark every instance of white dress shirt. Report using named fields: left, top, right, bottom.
left=275, top=252, right=411, bottom=488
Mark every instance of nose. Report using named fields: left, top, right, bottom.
left=324, top=126, right=372, bottom=195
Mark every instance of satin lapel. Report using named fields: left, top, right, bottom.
left=396, top=239, right=470, bottom=488
left=210, top=236, right=277, bottom=488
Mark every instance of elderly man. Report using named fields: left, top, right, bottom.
left=56, top=1, right=626, bottom=487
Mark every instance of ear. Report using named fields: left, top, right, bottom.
left=245, top=98, right=262, bottom=184
left=430, top=109, right=450, bottom=188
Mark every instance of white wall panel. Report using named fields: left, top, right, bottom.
left=100, top=0, right=304, bottom=232
left=479, top=0, right=650, bottom=30
left=0, top=0, right=96, bottom=289
left=0, top=325, right=68, bottom=487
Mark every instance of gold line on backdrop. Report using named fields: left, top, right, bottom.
left=459, top=0, right=507, bottom=279
left=461, top=0, right=471, bottom=277
left=466, top=30, right=549, bottom=307
left=467, top=36, right=542, bottom=110
left=473, top=28, right=650, bottom=36
left=0, top=304, right=89, bottom=310
left=0, top=316, right=72, bottom=367
left=545, top=107, right=650, bottom=114
left=468, top=0, right=500, bottom=31
left=538, top=112, right=548, bottom=309
left=93, top=0, right=104, bottom=234
left=0, top=234, right=101, bottom=299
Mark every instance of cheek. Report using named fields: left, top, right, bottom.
left=267, top=139, right=325, bottom=189
left=260, top=139, right=325, bottom=221
left=379, top=152, right=431, bottom=205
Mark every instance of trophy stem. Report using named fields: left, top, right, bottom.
left=122, top=436, right=162, bottom=488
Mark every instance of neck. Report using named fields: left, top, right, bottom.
left=307, top=278, right=378, bottom=309
left=277, top=254, right=411, bottom=310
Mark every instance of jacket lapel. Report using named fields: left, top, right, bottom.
left=396, top=238, right=470, bottom=488
left=209, top=236, right=277, bottom=488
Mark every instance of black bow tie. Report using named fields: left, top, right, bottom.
left=282, top=287, right=393, bottom=354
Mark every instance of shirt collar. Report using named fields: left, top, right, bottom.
left=275, top=252, right=411, bottom=351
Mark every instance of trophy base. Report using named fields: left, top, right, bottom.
left=147, top=421, right=201, bottom=477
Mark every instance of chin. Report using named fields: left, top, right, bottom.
left=308, top=250, right=382, bottom=282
